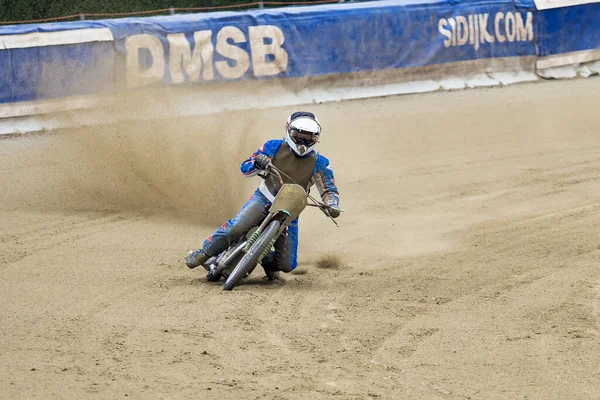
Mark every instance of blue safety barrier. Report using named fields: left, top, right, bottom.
left=0, top=0, right=598, bottom=109
left=536, top=3, right=600, bottom=58
left=106, top=0, right=537, bottom=84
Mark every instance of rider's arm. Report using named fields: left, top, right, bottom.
left=240, top=140, right=281, bottom=177
left=311, top=156, right=340, bottom=207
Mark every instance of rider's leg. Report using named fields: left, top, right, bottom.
left=261, top=218, right=299, bottom=277
left=185, top=192, right=270, bottom=269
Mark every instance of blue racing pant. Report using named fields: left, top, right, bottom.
left=202, top=190, right=299, bottom=272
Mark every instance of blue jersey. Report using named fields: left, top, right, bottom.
left=240, top=139, right=340, bottom=207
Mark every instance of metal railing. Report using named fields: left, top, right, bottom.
left=0, top=0, right=348, bottom=25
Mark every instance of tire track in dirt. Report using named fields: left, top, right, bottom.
left=594, top=282, right=600, bottom=331
left=367, top=201, right=600, bottom=398
left=0, top=213, right=140, bottom=271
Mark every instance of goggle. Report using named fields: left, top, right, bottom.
left=290, top=128, right=319, bottom=146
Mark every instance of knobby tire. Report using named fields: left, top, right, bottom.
left=223, top=220, right=281, bottom=291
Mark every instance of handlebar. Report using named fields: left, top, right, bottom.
left=257, top=163, right=283, bottom=185
left=258, top=163, right=343, bottom=226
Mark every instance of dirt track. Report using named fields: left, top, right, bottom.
left=1, top=78, right=599, bottom=399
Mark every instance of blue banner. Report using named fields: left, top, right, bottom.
left=3, top=0, right=598, bottom=108
left=107, top=0, right=537, bottom=87
left=0, top=42, right=115, bottom=104
left=536, top=2, right=600, bottom=57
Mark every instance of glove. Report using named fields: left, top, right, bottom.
left=326, top=205, right=342, bottom=219
left=254, top=154, right=270, bottom=170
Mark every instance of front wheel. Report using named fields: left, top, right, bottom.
left=223, top=220, right=281, bottom=291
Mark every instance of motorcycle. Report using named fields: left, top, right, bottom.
left=203, top=163, right=341, bottom=291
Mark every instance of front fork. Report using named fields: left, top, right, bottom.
left=243, top=211, right=291, bottom=263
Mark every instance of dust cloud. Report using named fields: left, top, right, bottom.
left=1, top=103, right=275, bottom=225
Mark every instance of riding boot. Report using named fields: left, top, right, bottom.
left=260, top=251, right=281, bottom=280
left=185, top=248, right=210, bottom=270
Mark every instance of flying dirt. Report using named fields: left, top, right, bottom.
left=1, top=78, right=599, bottom=399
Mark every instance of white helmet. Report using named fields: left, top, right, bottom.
left=285, top=111, right=321, bottom=156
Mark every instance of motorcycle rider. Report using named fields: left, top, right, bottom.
left=185, top=111, right=341, bottom=279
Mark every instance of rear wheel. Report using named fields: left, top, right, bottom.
left=223, top=220, right=281, bottom=291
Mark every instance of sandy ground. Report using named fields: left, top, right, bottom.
left=1, top=78, right=599, bottom=399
